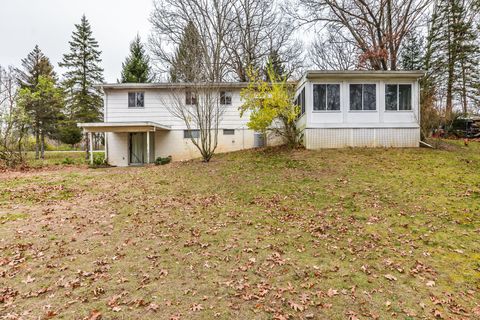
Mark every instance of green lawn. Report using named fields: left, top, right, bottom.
left=1, top=142, right=479, bottom=319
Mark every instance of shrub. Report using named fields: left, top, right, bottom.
left=155, top=155, right=172, bottom=165
left=62, top=157, right=75, bottom=165
left=92, top=152, right=105, bottom=166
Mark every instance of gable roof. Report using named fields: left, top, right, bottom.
left=98, top=82, right=250, bottom=90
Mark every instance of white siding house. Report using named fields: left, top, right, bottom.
left=78, top=83, right=263, bottom=166
left=295, top=71, right=423, bottom=149
left=78, top=71, right=424, bottom=166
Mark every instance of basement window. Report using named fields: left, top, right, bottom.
left=386, top=84, right=412, bottom=111
left=223, top=129, right=235, bottom=135
left=184, top=130, right=199, bottom=139
left=128, top=92, right=144, bottom=108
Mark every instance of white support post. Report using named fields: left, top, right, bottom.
left=89, top=132, right=93, bottom=165
left=146, top=131, right=150, bottom=164
left=104, top=132, right=108, bottom=164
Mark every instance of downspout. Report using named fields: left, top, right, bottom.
left=103, top=89, right=108, bottom=163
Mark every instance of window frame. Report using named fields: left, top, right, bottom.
left=185, top=91, right=197, bottom=106
left=312, top=83, right=341, bottom=112
left=295, top=87, right=306, bottom=117
left=384, top=83, right=413, bottom=112
left=220, top=91, right=232, bottom=105
left=183, top=129, right=200, bottom=139
left=223, top=129, right=235, bottom=135
left=128, top=92, right=145, bottom=108
left=349, top=83, right=377, bottom=112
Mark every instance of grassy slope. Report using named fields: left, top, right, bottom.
left=0, top=142, right=479, bottom=319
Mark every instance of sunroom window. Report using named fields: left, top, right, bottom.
left=313, top=84, right=340, bottom=111
left=386, top=84, right=412, bottom=111
left=349, top=84, right=376, bottom=111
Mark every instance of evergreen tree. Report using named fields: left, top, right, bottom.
left=60, top=14, right=104, bottom=123
left=15, top=46, right=60, bottom=159
left=264, top=50, right=287, bottom=82
left=400, top=31, right=425, bottom=71
left=169, top=21, right=204, bottom=82
left=60, top=15, right=104, bottom=158
left=426, top=0, right=479, bottom=119
left=120, top=35, right=153, bottom=83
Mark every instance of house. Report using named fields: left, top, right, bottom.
left=78, top=71, right=424, bottom=166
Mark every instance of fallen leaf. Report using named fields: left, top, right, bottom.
left=288, top=301, right=304, bottom=312
left=384, top=274, right=397, bottom=281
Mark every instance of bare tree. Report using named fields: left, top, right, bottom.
left=149, top=0, right=233, bottom=81
left=309, top=28, right=361, bottom=70
left=288, top=0, right=430, bottom=70
left=0, top=66, right=28, bottom=166
left=163, top=85, right=226, bottom=162
left=225, top=0, right=303, bottom=81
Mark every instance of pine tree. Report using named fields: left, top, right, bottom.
left=60, top=15, right=104, bottom=123
left=15, top=46, right=60, bottom=159
left=169, top=21, right=204, bottom=82
left=264, top=50, right=287, bottom=82
left=120, top=35, right=153, bottom=83
left=426, top=0, right=479, bottom=119
left=16, top=45, right=56, bottom=89
left=400, top=31, right=425, bottom=71
left=60, top=15, right=104, bottom=158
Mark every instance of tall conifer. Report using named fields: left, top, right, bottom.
left=120, top=35, right=153, bottom=83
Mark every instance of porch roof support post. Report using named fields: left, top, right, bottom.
left=146, top=131, right=150, bottom=164
left=89, top=132, right=94, bottom=165
left=104, top=132, right=108, bottom=164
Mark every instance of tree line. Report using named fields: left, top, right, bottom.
left=1, top=0, right=479, bottom=166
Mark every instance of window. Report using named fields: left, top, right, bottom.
left=386, top=84, right=412, bottom=111
left=185, top=91, right=197, bottom=105
left=184, top=130, right=200, bottom=139
left=128, top=92, right=144, bottom=108
left=295, top=87, right=306, bottom=115
left=223, top=129, right=235, bottom=135
left=349, top=84, right=376, bottom=111
left=220, top=91, right=232, bottom=105
left=313, top=84, right=340, bottom=111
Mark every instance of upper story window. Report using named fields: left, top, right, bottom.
left=185, top=91, right=197, bottom=105
left=220, top=91, right=232, bottom=105
left=313, top=84, right=340, bottom=111
left=349, top=84, right=376, bottom=111
left=128, top=92, right=144, bottom=108
left=295, top=87, right=306, bottom=115
left=385, top=84, right=412, bottom=111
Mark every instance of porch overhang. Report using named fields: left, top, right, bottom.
left=77, top=121, right=171, bottom=133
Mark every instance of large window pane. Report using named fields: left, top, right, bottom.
left=136, top=92, right=144, bottom=107
left=363, top=84, right=376, bottom=110
left=313, top=84, right=326, bottom=110
left=385, top=85, right=397, bottom=111
left=128, top=93, right=136, bottom=107
left=327, top=84, right=340, bottom=110
left=350, top=84, right=362, bottom=110
left=399, top=84, right=412, bottom=110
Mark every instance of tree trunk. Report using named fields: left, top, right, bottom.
left=85, top=133, right=90, bottom=160
left=40, top=131, right=45, bottom=159
left=35, top=129, right=40, bottom=160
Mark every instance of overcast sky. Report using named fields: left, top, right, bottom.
left=0, top=0, right=152, bottom=83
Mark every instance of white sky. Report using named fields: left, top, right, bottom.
left=0, top=0, right=152, bottom=83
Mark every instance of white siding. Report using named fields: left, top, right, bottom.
left=305, top=128, right=419, bottom=148
left=105, top=89, right=250, bottom=130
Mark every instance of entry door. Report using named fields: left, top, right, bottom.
left=129, top=133, right=145, bottom=164
left=129, top=133, right=154, bottom=165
